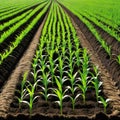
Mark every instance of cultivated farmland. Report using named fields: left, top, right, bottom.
left=0, top=0, right=120, bottom=120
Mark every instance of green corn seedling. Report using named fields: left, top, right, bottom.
left=22, top=81, right=39, bottom=116
left=91, top=66, right=102, bottom=102
left=51, top=76, right=68, bottom=115
left=98, top=96, right=111, bottom=113
left=75, top=48, right=82, bottom=67
left=31, top=58, right=39, bottom=83
left=39, top=72, right=51, bottom=102
left=77, top=49, right=90, bottom=104
left=67, top=72, right=78, bottom=95
left=16, top=71, right=28, bottom=109
left=68, top=93, right=81, bottom=110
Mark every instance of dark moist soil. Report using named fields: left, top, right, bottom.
left=0, top=8, right=49, bottom=91
left=1, top=113, right=119, bottom=120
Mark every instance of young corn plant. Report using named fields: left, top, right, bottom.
left=66, top=71, right=81, bottom=110
left=74, top=37, right=82, bottom=67
left=61, top=38, right=67, bottom=57
left=68, top=93, right=81, bottom=110
left=16, top=71, right=28, bottom=109
left=51, top=76, right=68, bottom=115
left=77, top=70, right=89, bottom=104
left=38, top=56, right=48, bottom=73
left=90, top=66, right=102, bottom=102
left=67, top=38, right=72, bottom=55
left=65, top=51, right=75, bottom=75
left=22, top=81, right=39, bottom=116
left=31, top=58, right=39, bottom=83
left=77, top=49, right=90, bottom=104
left=75, top=48, right=82, bottom=67
left=105, top=45, right=111, bottom=58
left=47, top=49, right=57, bottom=84
left=98, top=96, right=111, bottom=113
left=39, top=72, right=51, bottom=102
left=67, top=71, right=78, bottom=95
left=58, top=56, right=68, bottom=84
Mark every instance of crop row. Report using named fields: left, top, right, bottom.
left=15, top=1, right=110, bottom=116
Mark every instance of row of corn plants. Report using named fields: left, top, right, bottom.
left=0, top=6, right=17, bottom=13
left=15, top=1, right=110, bottom=116
left=73, top=10, right=112, bottom=57
left=0, top=6, right=31, bottom=18
left=0, top=1, right=50, bottom=65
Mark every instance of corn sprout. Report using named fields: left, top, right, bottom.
left=22, top=81, right=39, bottom=116
left=16, top=71, right=28, bottom=109
left=98, top=96, right=111, bottom=113
left=51, top=76, right=68, bottom=115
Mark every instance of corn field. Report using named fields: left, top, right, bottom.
left=0, top=0, right=120, bottom=120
